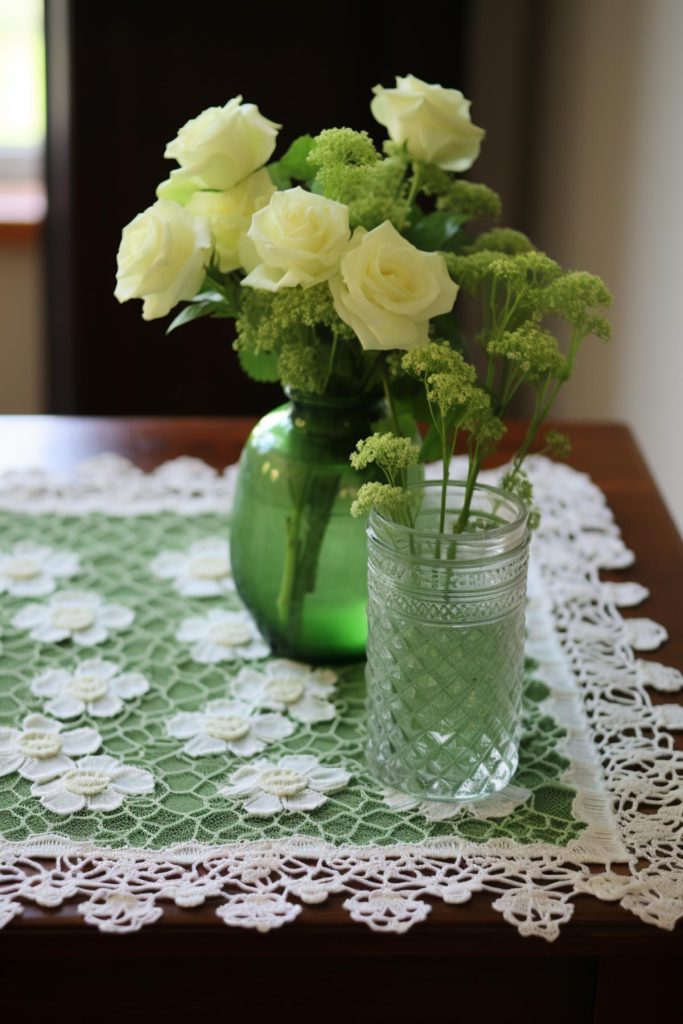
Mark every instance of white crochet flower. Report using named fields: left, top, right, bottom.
left=0, top=542, right=80, bottom=598
left=150, top=537, right=235, bottom=597
left=12, top=590, right=134, bottom=646
left=0, top=713, right=101, bottom=782
left=219, top=754, right=351, bottom=816
left=167, top=699, right=294, bottom=758
left=31, top=754, right=154, bottom=815
left=176, top=609, right=269, bottom=663
left=232, top=659, right=337, bottom=724
left=30, top=660, right=150, bottom=719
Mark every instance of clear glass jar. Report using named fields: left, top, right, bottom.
left=230, top=391, right=416, bottom=661
left=365, top=481, right=530, bottom=802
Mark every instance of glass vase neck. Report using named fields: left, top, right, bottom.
left=369, top=481, right=529, bottom=564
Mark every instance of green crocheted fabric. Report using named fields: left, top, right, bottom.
left=0, top=510, right=584, bottom=850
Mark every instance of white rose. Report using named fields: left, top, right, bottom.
left=241, top=187, right=351, bottom=291
left=329, top=221, right=458, bottom=351
left=114, top=199, right=211, bottom=321
left=186, top=169, right=275, bottom=273
left=164, top=96, right=281, bottom=191
left=371, top=74, right=485, bottom=172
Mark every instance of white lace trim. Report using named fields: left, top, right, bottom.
left=0, top=453, right=681, bottom=940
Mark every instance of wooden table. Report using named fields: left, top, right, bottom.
left=0, top=418, right=680, bottom=1023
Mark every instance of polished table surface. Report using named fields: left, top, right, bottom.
left=0, top=418, right=680, bottom=1019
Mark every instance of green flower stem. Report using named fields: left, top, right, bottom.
left=275, top=467, right=341, bottom=641
left=407, top=162, right=422, bottom=206
left=455, top=449, right=482, bottom=534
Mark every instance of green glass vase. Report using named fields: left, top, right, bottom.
left=230, top=391, right=398, bottom=661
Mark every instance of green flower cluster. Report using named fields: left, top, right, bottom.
left=308, top=129, right=411, bottom=231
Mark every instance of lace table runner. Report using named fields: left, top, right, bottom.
left=0, top=454, right=680, bottom=940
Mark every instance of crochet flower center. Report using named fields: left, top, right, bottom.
left=52, top=606, right=95, bottom=632
left=258, top=768, right=307, bottom=798
left=4, top=558, right=40, bottom=581
left=208, top=621, right=252, bottom=647
left=205, top=714, right=250, bottom=742
left=67, top=674, right=109, bottom=702
left=264, top=677, right=305, bottom=704
left=19, top=730, right=63, bottom=759
left=64, top=769, right=109, bottom=796
left=189, top=555, right=230, bottom=580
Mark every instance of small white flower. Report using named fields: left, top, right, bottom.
left=167, top=699, right=293, bottom=758
left=31, top=754, right=154, bottom=815
left=31, top=659, right=149, bottom=719
left=0, top=542, right=80, bottom=598
left=232, top=659, right=337, bottom=724
left=176, top=608, right=269, bottom=663
left=0, top=713, right=101, bottom=782
left=150, top=537, right=235, bottom=597
left=12, top=590, right=134, bottom=646
left=219, top=754, right=351, bottom=816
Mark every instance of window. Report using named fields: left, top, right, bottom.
left=0, top=0, right=45, bottom=222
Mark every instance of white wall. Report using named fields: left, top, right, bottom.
left=529, top=0, right=683, bottom=533
left=0, top=238, right=43, bottom=412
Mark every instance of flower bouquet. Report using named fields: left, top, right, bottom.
left=115, top=75, right=611, bottom=674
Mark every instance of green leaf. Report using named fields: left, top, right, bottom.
left=279, top=134, right=315, bottom=180
left=237, top=348, right=280, bottom=382
left=166, top=302, right=217, bottom=334
left=430, top=313, right=465, bottom=350
left=267, top=134, right=316, bottom=191
left=266, top=161, right=292, bottom=190
left=418, top=423, right=443, bottom=463
left=405, top=212, right=467, bottom=253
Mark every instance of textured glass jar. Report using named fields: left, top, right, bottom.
left=230, top=391, right=398, bottom=661
left=365, top=481, right=530, bottom=802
